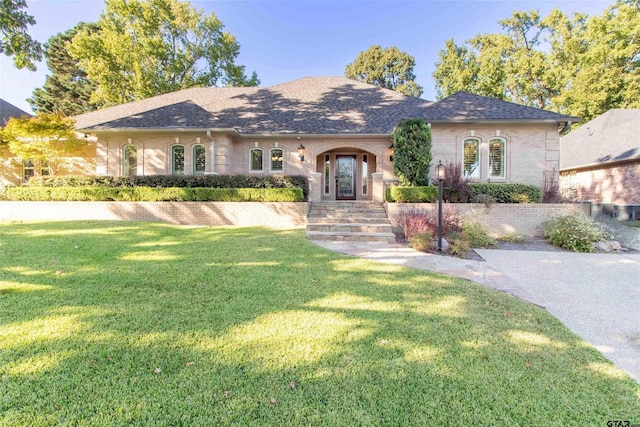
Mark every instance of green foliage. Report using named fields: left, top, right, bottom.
left=6, top=186, right=303, bottom=202
left=392, top=119, right=432, bottom=186
left=468, top=183, right=542, bottom=204
left=0, top=0, right=42, bottom=70
left=499, top=232, right=527, bottom=243
left=432, top=3, right=640, bottom=121
left=463, top=221, right=497, bottom=248
left=0, top=113, right=87, bottom=175
left=28, top=22, right=101, bottom=115
left=27, top=174, right=309, bottom=200
left=68, top=0, right=259, bottom=106
left=544, top=211, right=607, bottom=252
left=387, top=186, right=438, bottom=203
left=396, top=206, right=463, bottom=243
left=447, top=231, right=472, bottom=257
left=408, top=232, right=433, bottom=252
left=345, top=45, right=423, bottom=97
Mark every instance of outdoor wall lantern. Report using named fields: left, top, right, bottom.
left=297, top=144, right=305, bottom=162
left=437, top=160, right=446, bottom=252
left=388, top=144, right=394, bottom=161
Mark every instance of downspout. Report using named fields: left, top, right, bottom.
left=206, top=130, right=215, bottom=174
left=559, top=121, right=572, bottom=134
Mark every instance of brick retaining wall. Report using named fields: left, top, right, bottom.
left=0, top=201, right=309, bottom=229
left=386, top=203, right=582, bottom=237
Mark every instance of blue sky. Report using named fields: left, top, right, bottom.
left=1, top=0, right=611, bottom=114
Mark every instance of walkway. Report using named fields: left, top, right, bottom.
left=312, top=240, right=640, bottom=384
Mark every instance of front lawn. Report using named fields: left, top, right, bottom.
left=1, top=221, right=638, bottom=425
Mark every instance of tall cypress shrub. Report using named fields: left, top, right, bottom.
left=392, top=118, right=432, bottom=186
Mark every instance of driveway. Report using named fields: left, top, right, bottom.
left=475, top=249, right=640, bottom=383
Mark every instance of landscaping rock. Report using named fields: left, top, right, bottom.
left=594, top=240, right=622, bottom=252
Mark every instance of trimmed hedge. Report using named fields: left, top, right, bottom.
left=387, top=186, right=438, bottom=203
left=467, top=183, right=542, bottom=203
left=6, top=187, right=304, bottom=202
left=27, top=174, right=310, bottom=201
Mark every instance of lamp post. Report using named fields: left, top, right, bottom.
left=437, top=161, right=446, bottom=252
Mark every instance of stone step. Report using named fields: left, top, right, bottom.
left=306, top=231, right=397, bottom=243
left=306, top=223, right=393, bottom=233
left=307, top=216, right=391, bottom=224
left=309, top=207, right=388, bottom=215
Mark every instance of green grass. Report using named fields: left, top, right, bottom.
left=1, top=221, right=639, bottom=426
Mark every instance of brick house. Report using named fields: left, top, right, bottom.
left=560, top=109, right=640, bottom=218
left=2, top=77, right=577, bottom=202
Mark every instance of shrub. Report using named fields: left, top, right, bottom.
left=27, top=175, right=309, bottom=201
left=5, top=187, right=304, bottom=202
left=463, top=221, right=497, bottom=248
left=387, top=186, right=438, bottom=203
left=469, top=193, right=496, bottom=206
left=499, top=232, right=526, bottom=243
left=392, top=118, right=432, bottom=186
left=396, top=205, right=463, bottom=241
left=468, top=183, right=542, bottom=203
left=447, top=232, right=471, bottom=257
left=544, top=211, right=607, bottom=252
left=408, top=232, right=433, bottom=252
left=542, top=168, right=563, bottom=203
left=441, top=162, right=471, bottom=202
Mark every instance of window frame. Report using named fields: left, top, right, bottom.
left=22, top=159, right=49, bottom=182
left=488, top=137, right=506, bottom=180
left=192, top=144, right=207, bottom=175
left=463, top=137, right=481, bottom=179
left=171, top=144, right=185, bottom=175
left=250, top=148, right=264, bottom=173
left=269, top=148, right=284, bottom=173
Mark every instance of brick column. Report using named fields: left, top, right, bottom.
left=309, top=173, right=322, bottom=202
left=372, top=173, right=384, bottom=203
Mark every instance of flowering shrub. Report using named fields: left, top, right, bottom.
left=544, top=211, right=607, bottom=252
left=396, top=206, right=463, bottom=241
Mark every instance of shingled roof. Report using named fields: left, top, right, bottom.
left=0, top=98, right=31, bottom=126
left=560, top=109, right=640, bottom=170
left=73, top=77, right=576, bottom=135
left=423, top=91, right=579, bottom=123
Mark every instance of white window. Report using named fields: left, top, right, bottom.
left=488, top=137, right=506, bottom=179
left=270, top=148, right=283, bottom=173
left=463, top=138, right=480, bottom=179
left=171, top=145, right=185, bottom=175
left=192, top=144, right=206, bottom=175
left=123, top=145, right=137, bottom=177
left=23, top=159, right=49, bottom=182
left=250, top=148, right=263, bottom=172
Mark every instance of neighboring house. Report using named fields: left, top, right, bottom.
left=0, top=98, right=31, bottom=127
left=560, top=109, right=640, bottom=218
left=3, top=77, right=578, bottom=200
left=1, top=99, right=33, bottom=186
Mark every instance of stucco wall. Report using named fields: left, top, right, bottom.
left=0, top=201, right=309, bottom=228
left=387, top=202, right=581, bottom=237
left=429, top=123, right=559, bottom=186
left=561, top=161, right=640, bottom=205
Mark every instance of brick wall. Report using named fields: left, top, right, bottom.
left=386, top=203, right=581, bottom=237
left=0, top=201, right=309, bottom=228
left=562, top=161, right=640, bottom=204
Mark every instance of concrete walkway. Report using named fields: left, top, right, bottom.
left=312, top=240, right=640, bottom=383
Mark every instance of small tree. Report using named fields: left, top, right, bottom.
left=392, top=119, right=432, bottom=186
left=1, top=113, right=86, bottom=176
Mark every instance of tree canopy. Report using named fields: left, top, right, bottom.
left=28, top=23, right=101, bottom=116
left=433, top=0, right=640, bottom=122
left=392, top=119, right=432, bottom=186
left=1, top=113, right=87, bottom=176
left=345, top=45, right=423, bottom=97
left=0, top=0, right=43, bottom=70
left=68, top=0, right=259, bottom=107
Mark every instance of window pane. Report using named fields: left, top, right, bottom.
left=193, top=145, right=206, bottom=174
left=463, top=139, right=479, bottom=178
left=324, top=154, right=330, bottom=194
left=124, top=146, right=137, bottom=177
left=251, top=149, right=263, bottom=171
left=270, top=149, right=283, bottom=172
left=362, top=154, right=368, bottom=195
left=489, top=138, right=505, bottom=178
left=172, top=145, right=185, bottom=175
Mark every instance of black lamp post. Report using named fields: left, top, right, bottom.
left=437, top=161, right=446, bottom=252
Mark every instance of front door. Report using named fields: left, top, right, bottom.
left=336, top=155, right=357, bottom=200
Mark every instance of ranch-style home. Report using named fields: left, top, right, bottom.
left=2, top=77, right=578, bottom=202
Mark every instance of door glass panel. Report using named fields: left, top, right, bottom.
left=337, top=156, right=355, bottom=198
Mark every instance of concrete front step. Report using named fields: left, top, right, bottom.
left=306, top=231, right=397, bottom=243
left=307, top=223, right=393, bottom=233
left=307, top=217, right=391, bottom=224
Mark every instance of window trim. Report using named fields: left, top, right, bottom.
left=269, top=148, right=284, bottom=173
left=192, top=144, right=207, bottom=175
left=324, top=154, right=331, bottom=195
left=488, top=137, right=506, bottom=180
left=463, top=137, right=481, bottom=179
left=249, top=148, right=264, bottom=173
left=171, top=144, right=185, bottom=175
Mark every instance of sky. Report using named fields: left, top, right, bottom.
left=0, top=0, right=612, bottom=114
